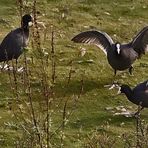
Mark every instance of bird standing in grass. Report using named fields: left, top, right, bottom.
left=118, top=80, right=148, bottom=115
left=71, top=26, right=148, bottom=75
left=0, top=14, right=32, bottom=67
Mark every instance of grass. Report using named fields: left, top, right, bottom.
left=0, top=0, right=148, bottom=147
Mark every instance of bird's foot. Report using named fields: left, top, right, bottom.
left=0, top=64, right=24, bottom=73
left=0, top=64, right=12, bottom=71
left=0, top=65, right=4, bottom=71
left=4, top=64, right=13, bottom=71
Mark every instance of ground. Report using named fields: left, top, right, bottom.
left=0, top=0, right=148, bottom=147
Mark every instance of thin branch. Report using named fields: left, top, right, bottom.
left=51, top=29, right=56, bottom=84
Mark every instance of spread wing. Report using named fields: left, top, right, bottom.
left=131, top=26, right=148, bottom=57
left=71, top=30, right=114, bottom=55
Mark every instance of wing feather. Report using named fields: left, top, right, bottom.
left=131, top=26, right=148, bottom=57
left=71, top=31, right=114, bottom=55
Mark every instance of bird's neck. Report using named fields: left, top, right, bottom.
left=22, top=26, right=29, bottom=32
left=20, top=26, right=29, bottom=38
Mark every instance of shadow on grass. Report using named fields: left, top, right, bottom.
left=53, top=77, right=114, bottom=97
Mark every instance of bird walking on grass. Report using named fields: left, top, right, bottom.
left=118, top=80, right=148, bottom=115
left=0, top=14, right=32, bottom=67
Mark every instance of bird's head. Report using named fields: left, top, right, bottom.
left=21, top=14, right=33, bottom=29
left=118, top=84, right=131, bottom=94
left=115, top=42, right=121, bottom=55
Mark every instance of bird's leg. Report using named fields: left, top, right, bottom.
left=15, top=59, right=18, bottom=72
left=114, top=69, right=117, bottom=76
left=134, top=106, right=144, bottom=117
left=7, top=61, right=10, bottom=71
left=104, top=69, right=118, bottom=89
left=129, top=66, right=133, bottom=75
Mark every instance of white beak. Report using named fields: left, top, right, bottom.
left=117, top=48, right=121, bottom=54
left=116, top=43, right=121, bottom=54
left=28, top=21, right=33, bottom=27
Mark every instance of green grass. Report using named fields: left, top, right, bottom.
left=0, top=0, right=148, bottom=147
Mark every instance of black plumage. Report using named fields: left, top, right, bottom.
left=71, top=27, right=148, bottom=75
left=0, top=14, right=32, bottom=62
left=120, top=80, right=148, bottom=113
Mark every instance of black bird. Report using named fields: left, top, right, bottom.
left=0, top=14, right=32, bottom=64
left=119, top=80, right=148, bottom=114
left=71, top=27, right=148, bottom=75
